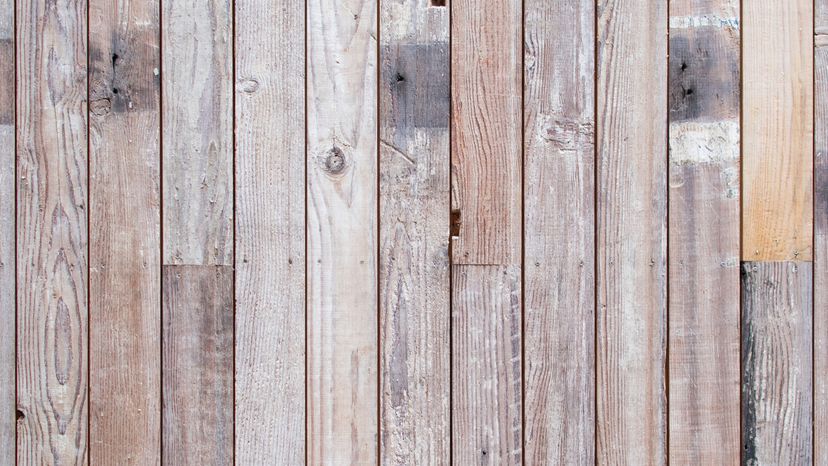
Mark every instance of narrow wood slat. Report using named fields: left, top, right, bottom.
left=234, top=0, right=305, bottom=461
left=596, top=0, right=667, bottom=464
left=0, top=0, right=14, bottom=460
left=523, top=0, right=595, bottom=463
left=16, top=0, right=88, bottom=462
left=307, top=0, right=378, bottom=462
left=162, top=265, right=233, bottom=464
left=88, top=0, right=161, bottom=462
left=162, top=0, right=233, bottom=266
left=742, top=0, right=813, bottom=261
left=814, top=2, right=828, bottom=461
left=741, top=262, right=812, bottom=465
left=379, top=0, right=450, bottom=464
left=452, top=265, right=522, bottom=465
left=667, top=0, right=740, bottom=463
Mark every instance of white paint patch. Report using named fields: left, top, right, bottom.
left=669, top=15, right=739, bottom=30
left=669, top=121, right=739, bottom=165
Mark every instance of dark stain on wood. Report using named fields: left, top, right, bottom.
left=381, top=42, right=449, bottom=131
left=89, top=32, right=160, bottom=116
left=0, top=39, right=12, bottom=125
left=669, top=27, right=739, bottom=122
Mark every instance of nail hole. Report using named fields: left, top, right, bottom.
left=112, top=88, right=119, bottom=94
left=16, top=410, right=24, bottom=421
left=450, top=210, right=461, bottom=237
left=395, top=73, right=405, bottom=83
left=680, top=61, right=687, bottom=71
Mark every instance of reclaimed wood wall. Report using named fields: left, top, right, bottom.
left=0, top=0, right=825, bottom=464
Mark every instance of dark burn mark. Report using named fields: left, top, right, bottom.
left=668, top=29, right=739, bottom=121
left=381, top=42, right=449, bottom=129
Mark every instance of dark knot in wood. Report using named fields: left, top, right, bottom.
left=324, top=146, right=347, bottom=174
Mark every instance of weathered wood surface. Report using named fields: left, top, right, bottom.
left=814, top=3, right=828, bottom=462
left=452, top=265, right=521, bottom=465
left=667, top=0, right=740, bottom=463
left=162, top=0, right=233, bottom=266
left=742, top=0, right=813, bottom=261
left=379, top=0, right=450, bottom=464
left=307, top=0, right=378, bottom=463
left=162, top=265, right=233, bottom=465
left=88, top=0, right=161, bottom=462
left=234, top=0, right=305, bottom=462
left=596, top=0, right=668, bottom=464
left=16, top=0, right=89, bottom=462
left=741, top=262, right=813, bottom=465
left=523, top=0, right=594, bottom=463
left=0, top=0, right=14, bottom=460
left=451, top=0, right=522, bottom=464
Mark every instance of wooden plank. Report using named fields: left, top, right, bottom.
left=741, top=262, right=813, bottom=465
left=162, top=265, right=233, bottom=464
left=306, top=0, right=378, bottom=463
left=162, top=0, right=233, bottom=266
left=87, top=0, right=161, bottom=462
left=451, top=0, right=522, bottom=463
left=523, top=0, right=594, bottom=463
left=452, top=265, right=521, bottom=465
left=0, top=0, right=14, bottom=459
left=667, top=0, right=740, bottom=463
left=234, top=0, right=305, bottom=461
left=814, top=4, right=828, bottom=462
left=378, top=0, right=450, bottom=464
left=596, top=0, right=667, bottom=464
left=16, top=0, right=88, bottom=462
left=742, top=0, right=813, bottom=260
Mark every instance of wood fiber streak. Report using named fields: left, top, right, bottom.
left=234, top=0, right=305, bottom=461
left=452, top=265, right=522, bottom=465
left=0, top=0, right=13, bottom=460
left=88, top=0, right=161, bottom=462
left=307, top=0, right=379, bottom=463
left=162, top=265, right=233, bottom=465
left=742, top=0, right=813, bottom=260
left=450, top=0, right=521, bottom=265
left=16, top=0, right=88, bottom=462
left=162, top=0, right=233, bottom=266
left=523, top=0, right=595, bottom=464
left=379, top=0, right=450, bottom=464
left=596, top=0, right=668, bottom=464
left=814, top=3, right=828, bottom=461
left=741, top=262, right=813, bottom=465
left=667, top=0, right=740, bottom=463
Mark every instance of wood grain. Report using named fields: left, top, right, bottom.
left=667, top=0, right=740, bottom=463
left=234, top=0, right=305, bottom=461
left=452, top=265, right=521, bottom=465
left=523, top=0, right=594, bottom=463
left=88, top=0, right=161, bottom=462
left=741, top=262, right=813, bottom=465
left=742, top=0, right=813, bottom=260
left=0, top=0, right=14, bottom=460
left=379, top=0, right=450, bottom=464
left=814, top=4, right=828, bottom=462
left=450, top=0, right=521, bottom=266
left=307, top=0, right=378, bottom=463
left=162, top=265, right=233, bottom=465
left=16, top=0, right=88, bottom=462
left=162, top=0, right=233, bottom=266
left=596, top=0, right=667, bottom=463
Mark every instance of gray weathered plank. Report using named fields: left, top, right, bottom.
left=667, top=0, right=741, bottom=463
left=452, top=265, right=522, bottom=465
left=234, top=0, right=305, bottom=461
left=596, top=0, right=668, bottom=463
left=741, top=262, right=812, bottom=465
left=523, top=0, right=595, bottom=463
left=16, top=0, right=89, bottom=462
left=307, top=0, right=379, bottom=463
left=88, top=0, right=162, bottom=462
left=162, top=0, right=233, bottom=266
left=815, top=3, right=828, bottom=462
left=162, top=265, right=233, bottom=465
left=379, top=0, right=450, bottom=464
left=0, top=0, right=13, bottom=459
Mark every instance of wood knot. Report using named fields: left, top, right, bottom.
left=323, top=146, right=347, bottom=174
left=90, top=98, right=112, bottom=116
